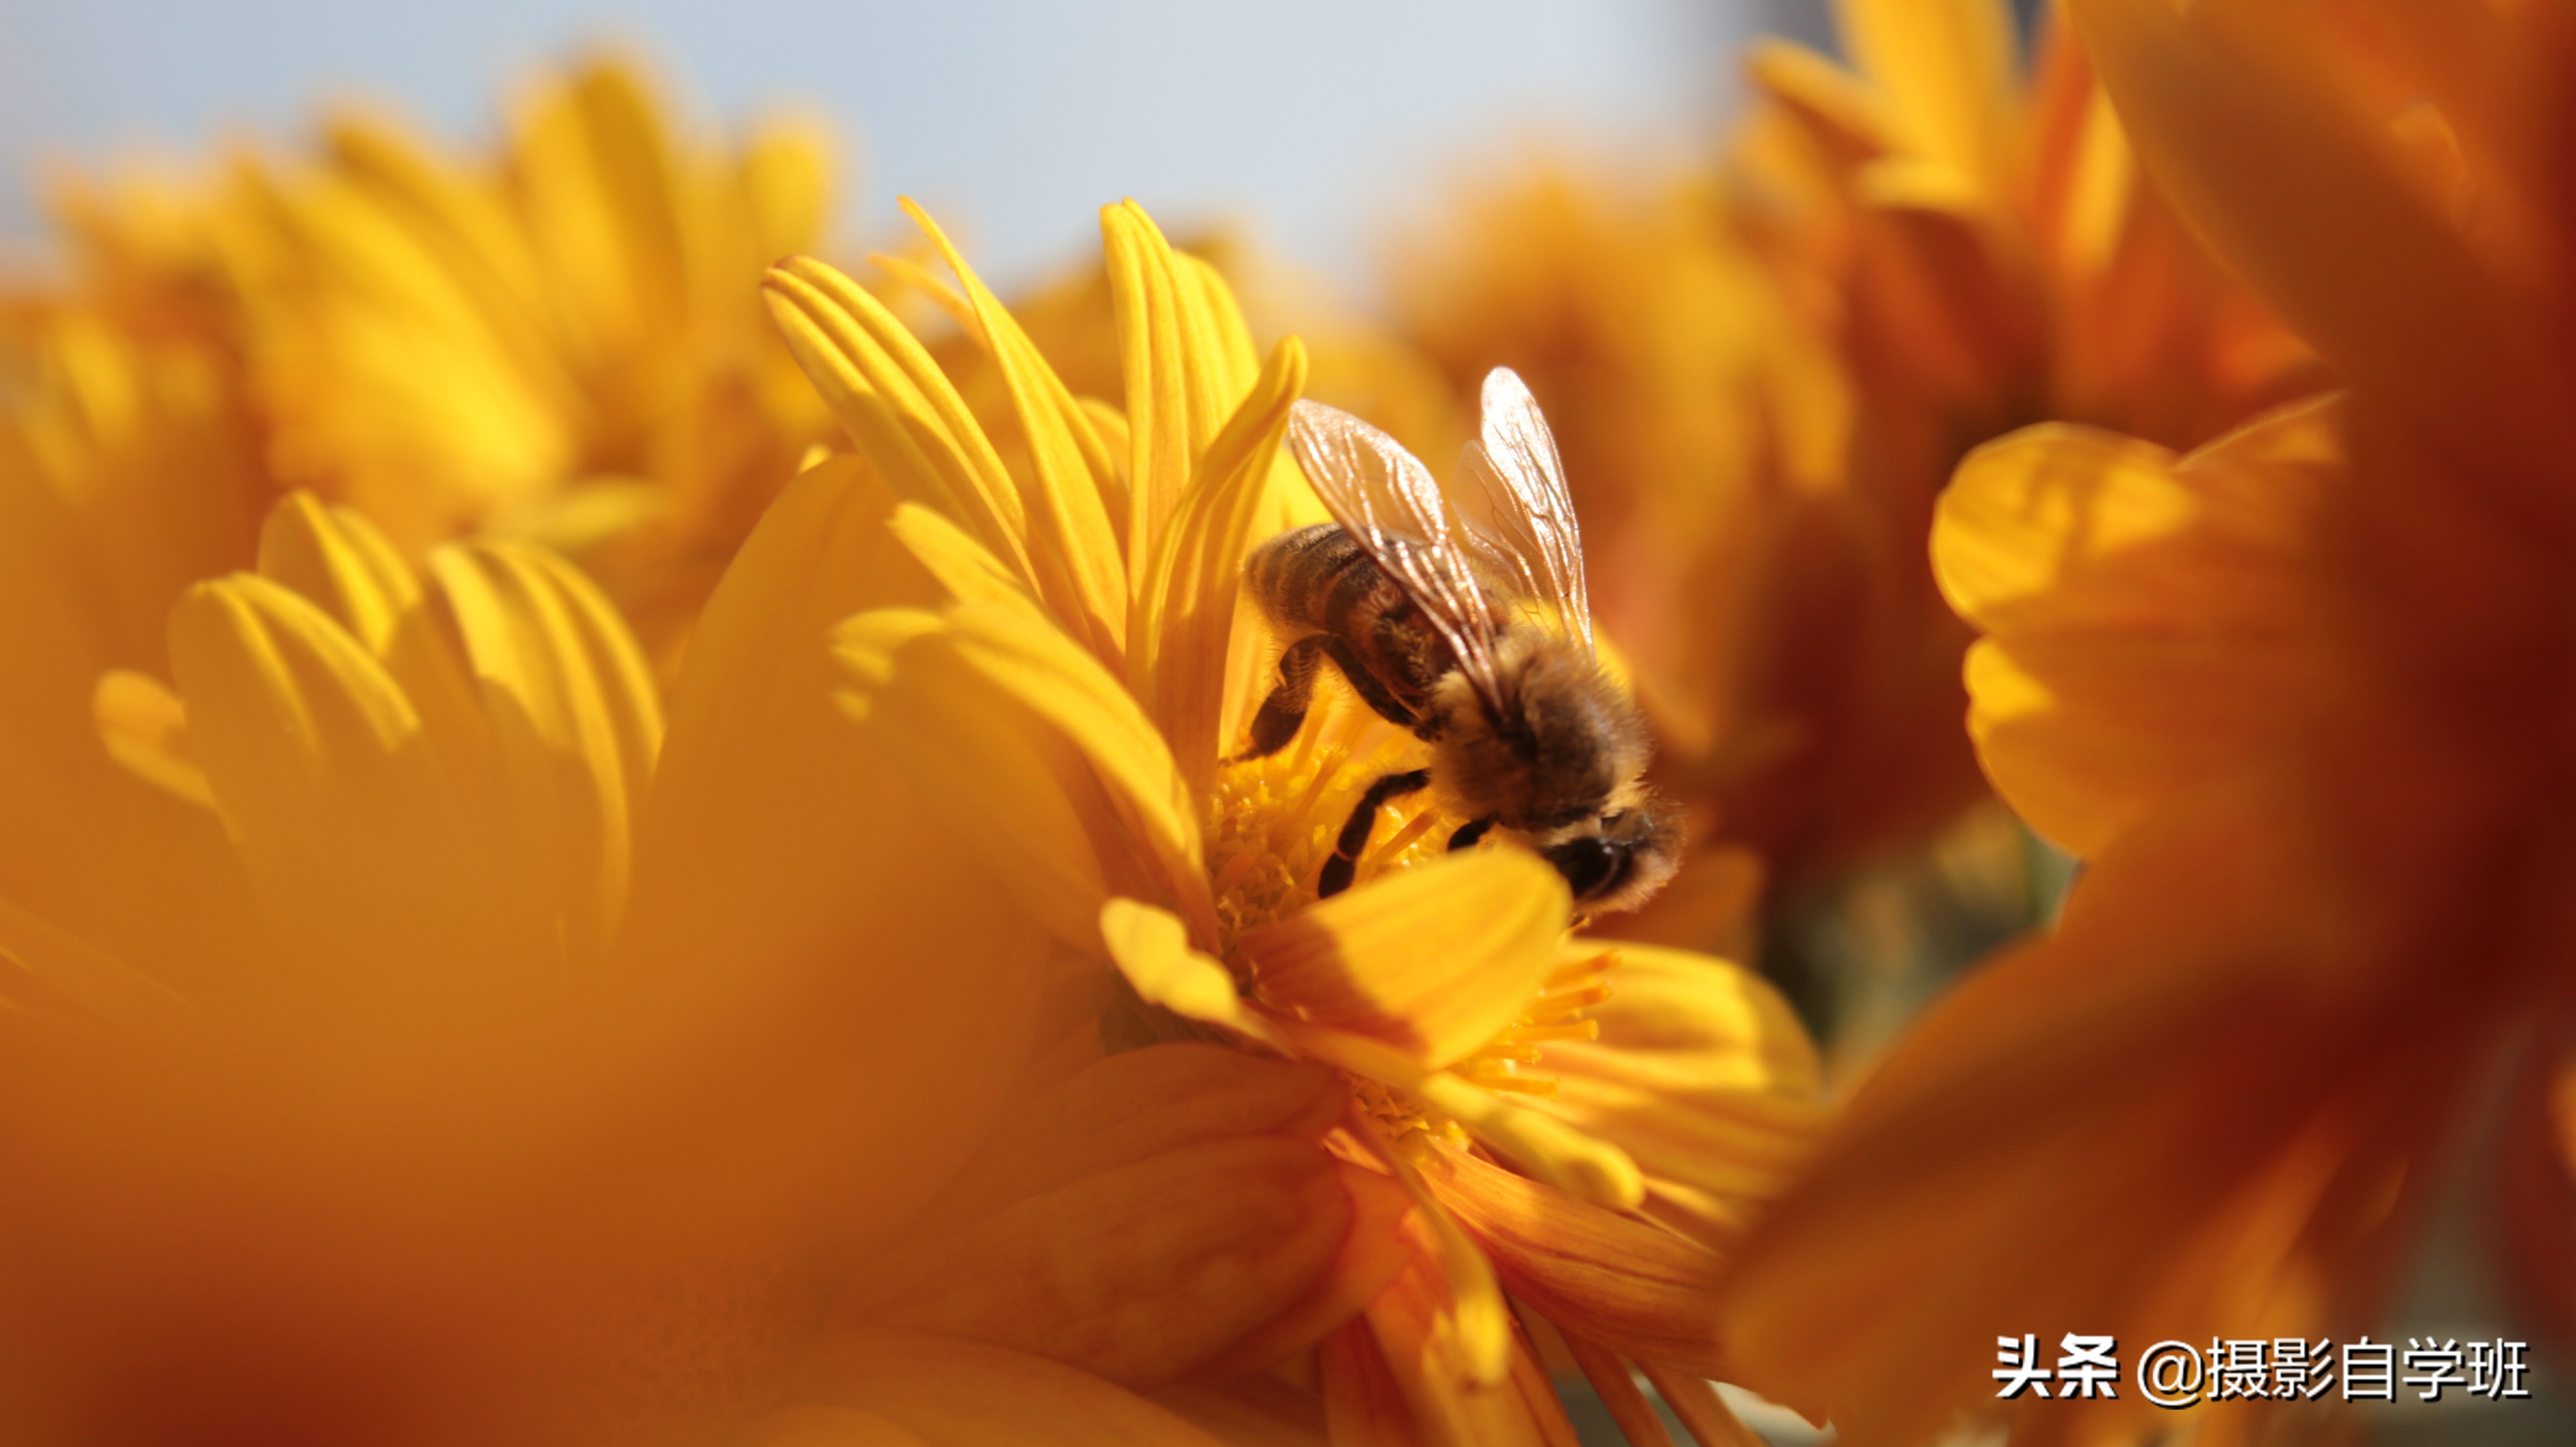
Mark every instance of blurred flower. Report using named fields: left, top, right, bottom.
left=0, top=480, right=1076, bottom=1442
left=759, top=199, right=1826, bottom=1444
left=1714, top=0, right=2576, bottom=1440
left=0, top=57, right=853, bottom=1133
left=9, top=55, right=838, bottom=660
left=1388, top=0, right=2318, bottom=939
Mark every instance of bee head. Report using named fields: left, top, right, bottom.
left=1538, top=792, right=1684, bottom=913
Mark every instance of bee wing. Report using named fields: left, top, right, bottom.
left=1451, top=368, right=1593, bottom=655
left=1284, top=399, right=1508, bottom=707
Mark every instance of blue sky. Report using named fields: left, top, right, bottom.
left=0, top=0, right=1833, bottom=296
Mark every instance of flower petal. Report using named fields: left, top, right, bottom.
left=792, top=1329, right=1227, bottom=1447
left=431, top=539, right=663, bottom=973
left=93, top=668, right=213, bottom=811
left=253, top=491, right=420, bottom=655
left=1932, top=400, right=2335, bottom=856
left=2067, top=0, right=2576, bottom=522
left=252, top=493, right=493, bottom=796
left=1419, top=1145, right=1729, bottom=1379
left=623, top=456, right=1050, bottom=1253
left=1100, top=201, right=1260, bottom=591
left=1238, top=849, right=1568, bottom=1068
left=1531, top=945, right=1826, bottom=1248
left=903, top=200, right=1129, bottom=666
left=762, top=255, right=1041, bottom=589
left=844, top=1130, right=1355, bottom=1387
left=168, top=573, right=509, bottom=990
left=1127, top=335, right=1305, bottom=792
left=1836, top=0, right=2021, bottom=184
left=1712, top=780, right=2415, bottom=1443
left=742, top=1406, right=931, bottom=1447
left=0, top=893, right=188, bottom=1022
left=1099, top=899, right=1286, bottom=1049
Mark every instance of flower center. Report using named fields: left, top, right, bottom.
left=1197, top=718, right=1613, bottom=1143
left=1205, top=735, right=1454, bottom=955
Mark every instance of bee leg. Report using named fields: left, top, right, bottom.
left=1319, top=768, right=1432, bottom=898
left=1447, top=817, right=1496, bottom=851
left=1235, top=634, right=1332, bottom=761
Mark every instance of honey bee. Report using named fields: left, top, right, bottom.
left=1239, top=368, right=1680, bottom=912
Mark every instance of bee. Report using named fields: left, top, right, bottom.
left=1238, top=367, right=1681, bottom=912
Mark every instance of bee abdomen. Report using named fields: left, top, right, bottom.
left=1246, top=523, right=1376, bottom=632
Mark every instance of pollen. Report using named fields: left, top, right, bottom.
left=1204, top=724, right=1458, bottom=955
left=1449, top=949, right=1618, bottom=1102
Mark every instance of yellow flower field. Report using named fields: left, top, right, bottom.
left=3, top=2, right=2572, bottom=1445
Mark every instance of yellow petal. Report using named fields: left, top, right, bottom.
left=1933, top=400, right=2334, bottom=856
left=1238, top=850, right=1567, bottom=1068
left=940, top=599, right=1214, bottom=934
left=623, top=457, right=1049, bottom=1250
left=431, top=539, right=663, bottom=973
left=1099, top=899, right=1286, bottom=1050
left=93, top=668, right=213, bottom=811
left=1287, top=1021, right=1643, bottom=1211
left=1129, top=335, right=1306, bottom=793
left=254, top=491, right=419, bottom=655
left=762, top=255, right=1041, bottom=591
left=2067, top=0, right=2572, bottom=504
left=252, top=492, right=492, bottom=794
left=1147, top=1380, right=1329, bottom=1447
left=839, top=609, right=1113, bottom=950
left=1420, top=1145, right=1728, bottom=1379
left=1747, top=39, right=1894, bottom=166
left=793, top=1328, right=1228, bottom=1447
left=904, top=199, right=1129, bottom=665
left=168, top=573, right=510, bottom=991
left=0, top=893, right=188, bottom=1022
left=1532, top=945, right=1826, bottom=1248
left=1835, top=0, right=2020, bottom=184
left=844, top=1051, right=1357, bottom=1387
left=1341, top=1240, right=1561, bottom=1447
left=1100, top=201, right=1261, bottom=587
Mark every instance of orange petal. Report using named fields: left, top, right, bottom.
left=1419, top=1145, right=1728, bottom=1379
left=1238, top=850, right=1567, bottom=1068
left=1098, top=899, right=1288, bottom=1050
left=794, top=1328, right=1227, bottom=1446
left=842, top=1131, right=1354, bottom=1388
left=1148, top=1378, right=1329, bottom=1447
left=742, top=1406, right=932, bottom=1447
left=2067, top=0, right=2576, bottom=517
left=1835, top=0, right=2021, bottom=184
left=168, top=573, right=513, bottom=991
left=622, top=457, right=1052, bottom=1259
left=1560, top=1331, right=1674, bottom=1447
left=1339, top=1242, right=1573, bottom=1447
left=1532, top=945, right=1826, bottom=1248
left=933, top=1042, right=1345, bottom=1218
left=1933, top=399, right=2337, bottom=856
left=1712, top=779, right=2434, bottom=1444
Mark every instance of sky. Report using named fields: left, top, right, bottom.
left=0, top=0, right=1840, bottom=298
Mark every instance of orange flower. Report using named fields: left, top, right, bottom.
left=758, top=198, right=1828, bottom=1443
left=1387, top=0, right=2318, bottom=928
left=11, top=56, right=837, bottom=660
left=1715, top=2, right=2576, bottom=1441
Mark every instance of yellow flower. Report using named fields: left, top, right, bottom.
left=758, top=199, right=1827, bottom=1443
left=1385, top=0, right=2321, bottom=923
left=1714, top=2, right=2576, bottom=1441
left=19, top=55, right=837, bottom=657
left=0, top=473, right=1280, bottom=1441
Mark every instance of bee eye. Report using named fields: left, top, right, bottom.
left=1544, top=836, right=1621, bottom=898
